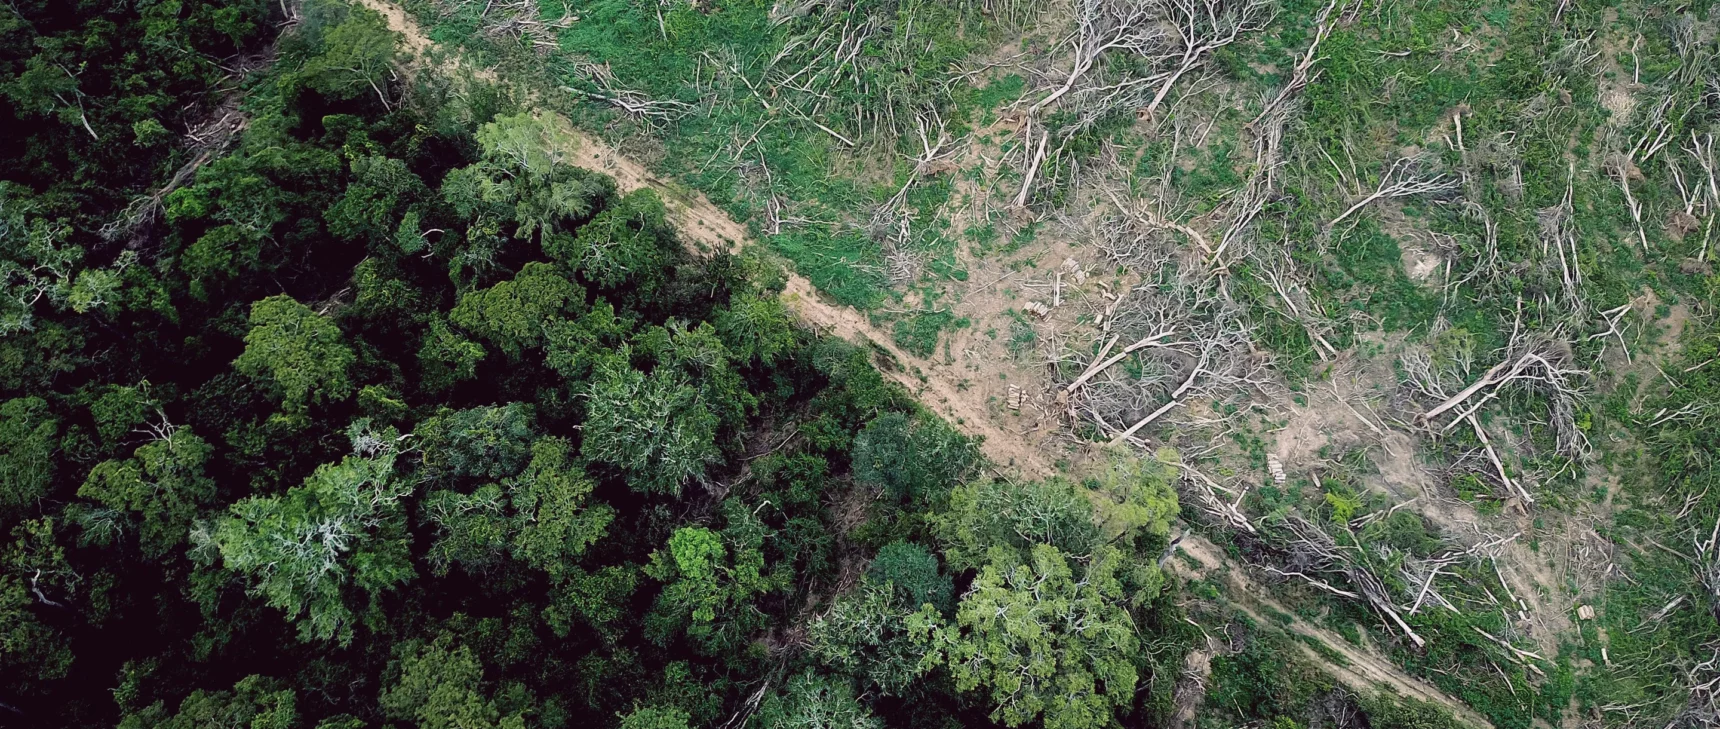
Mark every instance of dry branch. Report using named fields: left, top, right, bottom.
left=1327, top=156, right=1461, bottom=229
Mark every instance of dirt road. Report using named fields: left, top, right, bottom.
left=353, top=0, right=1052, bottom=477
left=1172, top=536, right=1496, bottom=728
left=350, top=1, right=1487, bottom=723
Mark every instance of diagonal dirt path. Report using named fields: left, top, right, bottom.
left=350, top=2, right=1488, bottom=723
left=352, top=0, right=1051, bottom=477
left=1171, top=537, right=1496, bottom=728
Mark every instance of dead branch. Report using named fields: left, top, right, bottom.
left=1180, top=464, right=1257, bottom=533
left=568, top=58, right=697, bottom=123
left=1327, top=156, right=1461, bottom=229
left=1253, top=0, right=1344, bottom=126
left=1468, top=414, right=1534, bottom=504
left=1140, top=0, right=1276, bottom=118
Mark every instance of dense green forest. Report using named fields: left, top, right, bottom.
left=0, top=3, right=1201, bottom=728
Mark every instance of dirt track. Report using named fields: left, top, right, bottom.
left=350, top=1, right=1487, bottom=723
left=1172, top=537, right=1495, bottom=728
left=353, top=0, right=1051, bottom=477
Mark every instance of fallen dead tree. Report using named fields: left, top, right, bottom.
left=1276, top=515, right=1427, bottom=648
left=1011, top=0, right=1272, bottom=207
left=1063, top=209, right=1274, bottom=444
left=566, top=58, right=698, bottom=124
left=1400, top=328, right=1591, bottom=503
left=1326, top=155, right=1462, bottom=230
left=868, top=110, right=960, bottom=285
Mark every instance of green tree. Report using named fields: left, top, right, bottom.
left=77, top=427, right=218, bottom=558
left=418, top=318, right=487, bottom=393
left=0, top=196, right=73, bottom=335
left=545, top=564, right=639, bottom=641
left=0, top=396, right=57, bottom=517
left=650, top=526, right=725, bottom=623
left=441, top=113, right=611, bottom=251
left=325, top=155, right=426, bottom=243
left=867, top=541, right=953, bottom=614
left=582, top=356, right=718, bottom=496
left=506, top=437, right=613, bottom=576
left=750, top=673, right=882, bottom=729
left=86, top=384, right=153, bottom=446
left=421, top=438, right=613, bottom=577
left=850, top=412, right=979, bottom=504
left=1091, top=446, right=1178, bottom=550
left=644, top=506, right=780, bottom=652
left=294, top=6, right=399, bottom=107
left=805, top=577, right=930, bottom=696
left=714, top=296, right=798, bottom=366
left=913, top=545, right=1139, bottom=729
left=117, top=675, right=298, bottom=729
left=449, top=262, right=584, bottom=358
left=619, top=706, right=690, bottom=729
left=0, top=572, right=73, bottom=688
left=549, top=189, right=677, bottom=293
left=203, top=422, right=413, bottom=644
left=0, top=185, right=131, bottom=335
left=415, top=403, right=536, bottom=481
left=379, top=637, right=526, bottom=729
left=421, top=485, right=510, bottom=577
left=233, top=296, right=356, bottom=411
left=543, top=302, right=631, bottom=382
left=935, top=477, right=1099, bottom=571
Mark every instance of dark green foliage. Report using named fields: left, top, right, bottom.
left=0, top=572, right=72, bottom=687
left=0, top=396, right=57, bottom=516
left=715, top=295, right=799, bottom=366
left=581, top=355, right=719, bottom=496
left=1359, top=694, right=1470, bottom=729
left=936, top=476, right=1101, bottom=571
left=0, top=0, right=279, bottom=232
left=805, top=577, right=929, bottom=696
left=643, top=502, right=785, bottom=654
left=850, top=412, right=979, bottom=504
left=750, top=673, right=882, bottom=729
left=206, top=423, right=414, bottom=644
left=867, top=541, right=953, bottom=614
left=234, top=296, right=356, bottom=411
left=415, top=403, right=535, bottom=480
left=1203, top=629, right=1331, bottom=728
left=379, top=637, right=525, bottom=729
left=87, top=384, right=154, bottom=445
left=554, top=189, right=677, bottom=294
left=0, top=3, right=1202, bottom=728
left=450, top=262, right=585, bottom=358
left=118, top=675, right=299, bottom=729
left=418, top=318, right=487, bottom=393
left=914, top=544, right=1139, bottom=729
left=504, top=438, right=613, bottom=577
left=619, top=706, right=690, bottom=729
left=77, top=428, right=218, bottom=558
